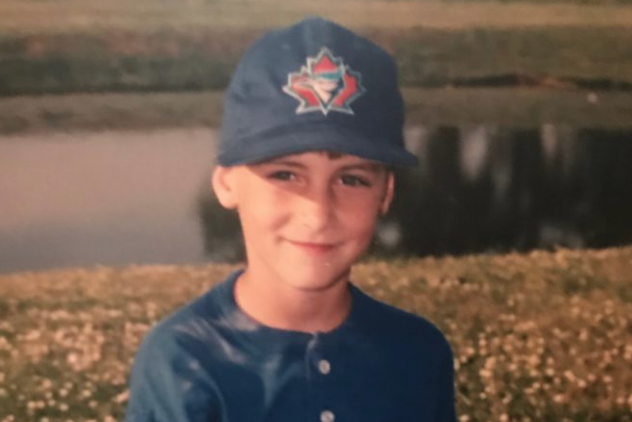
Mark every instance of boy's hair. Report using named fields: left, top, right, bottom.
left=218, top=17, right=418, bottom=168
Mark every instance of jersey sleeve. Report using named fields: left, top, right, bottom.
left=123, top=328, right=224, bottom=422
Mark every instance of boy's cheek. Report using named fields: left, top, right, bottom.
left=239, top=205, right=287, bottom=234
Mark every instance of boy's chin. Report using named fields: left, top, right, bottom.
left=277, top=264, right=352, bottom=293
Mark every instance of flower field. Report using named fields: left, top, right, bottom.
left=0, top=247, right=631, bottom=422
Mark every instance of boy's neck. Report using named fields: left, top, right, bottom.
left=233, top=269, right=352, bottom=333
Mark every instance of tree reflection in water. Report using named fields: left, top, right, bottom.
left=198, top=126, right=632, bottom=260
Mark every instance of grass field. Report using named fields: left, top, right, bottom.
left=0, top=247, right=631, bottom=421
left=1, top=0, right=632, bottom=95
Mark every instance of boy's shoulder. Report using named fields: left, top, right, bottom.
left=348, top=283, right=452, bottom=358
left=124, top=275, right=239, bottom=422
left=135, top=271, right=240, bottom=354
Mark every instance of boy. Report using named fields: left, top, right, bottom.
left=125, top=17, right=456, bottom=422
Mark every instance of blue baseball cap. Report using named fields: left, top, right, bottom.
left=217, top=17, right=418, bottom=167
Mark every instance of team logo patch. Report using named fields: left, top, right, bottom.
left=282, top=47, right=366, bottom=116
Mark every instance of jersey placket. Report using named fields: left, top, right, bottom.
left=304, top=332, right=337, bottom=422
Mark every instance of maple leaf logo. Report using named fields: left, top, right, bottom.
left=282, top=47, right=366, bottom=116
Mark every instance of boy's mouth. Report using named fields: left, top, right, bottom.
left=286, top=239, right=338, bottom=254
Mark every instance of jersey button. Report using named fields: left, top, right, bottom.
left=320, top=410, right=335, bottom=422
left=318, top=359, right=331, bottom=375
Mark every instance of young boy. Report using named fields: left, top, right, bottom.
left=124, top=17, right=456, bottom=422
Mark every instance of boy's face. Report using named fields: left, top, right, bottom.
left=212, top=151, right=394, bottom=293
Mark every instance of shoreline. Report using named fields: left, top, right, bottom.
left=2, top=88, right=632, bottom=136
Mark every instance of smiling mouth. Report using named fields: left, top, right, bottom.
left=287, top=240, right=338, bottom=254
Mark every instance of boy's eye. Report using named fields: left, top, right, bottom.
left=340, top=174, right=370, bottom=187
left=269, top=170, right=295, bottom=181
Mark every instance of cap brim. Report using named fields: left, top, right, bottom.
left=218, top=125, right=418, bottom=167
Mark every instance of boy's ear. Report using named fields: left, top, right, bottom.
left=211, top=166, right=239, bottom=210
left=379, top=172, right=395, bottom=216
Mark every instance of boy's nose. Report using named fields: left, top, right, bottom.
left=295, top=187, right=336, bottom=232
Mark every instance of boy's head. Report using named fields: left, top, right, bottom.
left=213, top=17, right=417, bottom=289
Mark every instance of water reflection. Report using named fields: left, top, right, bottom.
left=0, top=129, right=214, bottom=273
left=200, top=125, right=632, bottom=260
left=1, top=125, right=630, bottom=273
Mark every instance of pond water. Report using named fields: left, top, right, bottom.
left=0, top=128, right=215, bottom=273
left=2, top=125, right=632, bottom=273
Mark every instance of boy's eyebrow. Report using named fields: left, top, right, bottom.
left=255, top=157, right=388, bottom=173
left=257, top=159, right=306, bottom=168
left=258, top=159, right=385, bottom=173
left=338, top=163, right=385, bottom=173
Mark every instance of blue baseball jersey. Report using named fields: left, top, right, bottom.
left=124, top=270, right=457, bottom=422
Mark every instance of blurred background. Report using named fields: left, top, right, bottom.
left=1, top=0, right=632, bottom=273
